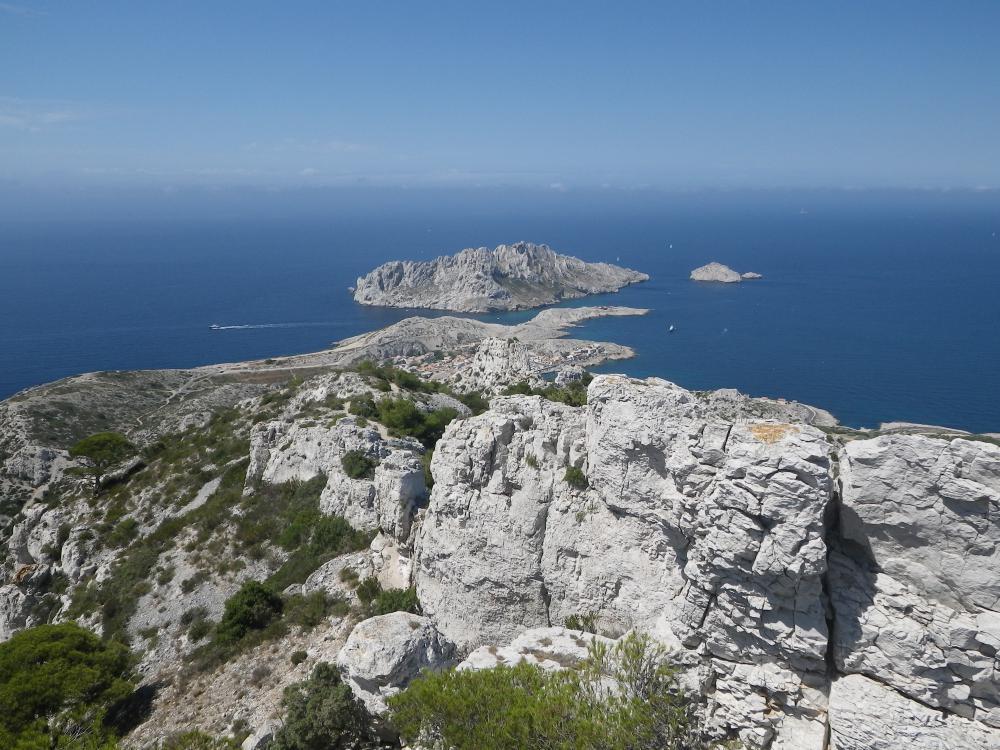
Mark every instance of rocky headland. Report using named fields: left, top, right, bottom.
left=1, top=311, right=997, bottom=750
left=691, top=262, right=763, bottom=283
left=353, top=241, right=649, bottom=312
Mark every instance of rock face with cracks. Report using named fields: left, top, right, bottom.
left=410, top=375, right=1000, bottom=749
left=4, top=355, right=1000, bottom=750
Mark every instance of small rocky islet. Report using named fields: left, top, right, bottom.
left=1, top=246, right=997, bottom=750
left=690, top=261, right=763, bottom=282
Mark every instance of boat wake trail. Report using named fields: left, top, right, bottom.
left=209, top=322, right=336, bottom=331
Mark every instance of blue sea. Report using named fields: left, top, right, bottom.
left=2, top=194, right=999, bottom=432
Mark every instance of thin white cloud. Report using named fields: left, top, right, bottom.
left=0, top=97, right=85, bottom=131
left=0, top=3, right=48, bottom=17
left=245, top=137, right=372, bottom=154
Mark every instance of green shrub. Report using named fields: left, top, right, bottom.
left=502, top=376, right=592, bottom=407
left=525, top=454, right=539, bottom=469
left=0, top=623, right=134, bottom=748
left=564, top=612, right=600, bottom=634
left=564, top=466, right=589, bottom=490
left=372, top=587, right=420, bottom=617
left=284, top=591, right=348, bottom=629
left=69, top=431, right=137, bottom=494
left=348, top=397, right=377, bottom=420
left=355, top=577, right=382, bottom=605
left=216, top=581, right=283, bottom=645
left=340, top=450, right=377, bottom=480
left=270, top=662, right=381, bottom=750
left=389, top=633, right=697, bottom=750
left=291, top=650, right=308, bottom=666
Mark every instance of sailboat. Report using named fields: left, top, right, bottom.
left=668, top=324, right=675, bottom=333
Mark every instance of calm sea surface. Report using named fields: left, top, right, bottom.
left=2, top=204, right=999, bottom=432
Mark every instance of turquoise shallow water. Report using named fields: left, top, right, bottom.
left=2, top=201, right=999, bottom=432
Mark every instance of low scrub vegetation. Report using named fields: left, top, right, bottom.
left=502, top=372, right=593, bottom=407
left=341, top=450, right=378, bottom=479
left=389, top=633, right=700, bottom=750
left=356, top=576, right=421, bottom=618
left=564, top=612, right=600, bottom=634
left=270, top=662, right=389, bottom=750
left=0, top=623, right=133, bottom=749
left=355, top=360, right=489, bottom=415
left=564, top=465, right=589, bottom=490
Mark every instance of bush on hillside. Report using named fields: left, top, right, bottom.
left=388, top=632, right=700, bottom=750
left=341, top=450, right=377, bottom=480
left=270, top=662, right=383, bottom=750
left=215, top=581, right=283, bottom=644
left=564, top=465, right=589, bottom=490
left=0, top=623, right=134, bottom=748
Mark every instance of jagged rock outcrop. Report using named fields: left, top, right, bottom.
left=413, top=375, right=1000, bottom=748
left=690, top=262, right=762, bottom=283
left=830, top=434, right=1000, bottom=730
left=336, top=612, right=455, bottom=714
left=458, top=338, right=539, bottom=395
left=354, top=242, right=648, bottom=312
left=414, top=375, right=834, bottom=747
left=247, top=415, right=425, bottom=542
left=4, top=342, right=1000, bottom=749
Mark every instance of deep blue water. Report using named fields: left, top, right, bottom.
left=2, top=204, right=999, bottom=432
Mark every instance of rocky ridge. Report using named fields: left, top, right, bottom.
left=2, top=324, right=998, bottom=748
left=353, top=241, right=649, bottom=312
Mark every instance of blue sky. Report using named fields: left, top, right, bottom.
left=2, top=1, right=999, bottom=193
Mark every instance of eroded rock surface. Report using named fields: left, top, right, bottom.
left=831, top=434, right=1000, bottom=729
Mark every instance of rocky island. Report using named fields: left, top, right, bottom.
left=690, top=261, right=763, bottom=282
left=353, top=241, right=649, bottom=312
left=1, top=312, right=997, bottom=750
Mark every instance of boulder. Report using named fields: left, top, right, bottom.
left=336, top=613, right=455, bottom=714
left=460, top=337, right=538, bottom=394
left=246, top=416, right=425, bottom=542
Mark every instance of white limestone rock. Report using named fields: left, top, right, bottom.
left=300, top=550, right=374, bottom=601
left=554, top=365, right=586, bottom=387
left=413, top=374, right=834, bottom=745
left=690, top=262, right=743, bottom=283
left=742, top=271, right=763, bottom=280
left=354, top=242, right=648, bottom=312
left=246, top=416, right=425, bottom=542
left=829, top=673, right=1000, bottom=750
left=459, top=626, right=614, bottom=672
left=336, top=612, right=455, bottom=714
left=459, top=337, right=539, bottom=394
left=831, top=434, right=1000, bottom=728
